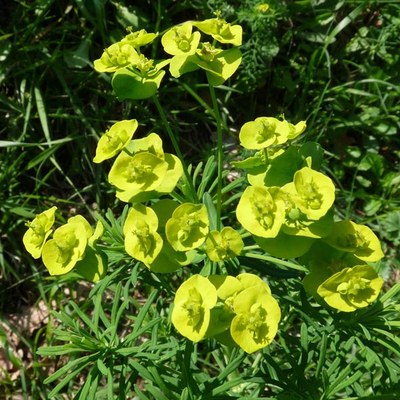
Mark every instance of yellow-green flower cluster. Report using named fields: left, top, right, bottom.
left=23, top=208, right=106, bottom=282
left=23, top=16, right=387, bottom=362
left=161, top=15, right=242, bottom=86
left=172, top=273, right=280, bottom=353
left=93, top=28, right=168, bottom=99
left=236, top=116, right=335, bottom=257
left=302, top=221, right=384, bottom=312
left=120, top=199, right=243, bottom=272
left=93, top=120, right=183, bottom=203
left=93, top=15, right=243, bottom=99
left=235, top=115, right=384, bottom=312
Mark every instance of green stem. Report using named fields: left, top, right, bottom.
left=152, top=95, right=198, bottom=203
left=208, top=83, right=223, bottom=231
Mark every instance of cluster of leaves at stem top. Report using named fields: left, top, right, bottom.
left=23, top=14, right=385, bottom=359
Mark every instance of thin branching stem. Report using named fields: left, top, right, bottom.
left=208, top=83, right=223, bottom=231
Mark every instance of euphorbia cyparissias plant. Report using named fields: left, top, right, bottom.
left=21, top=16, right=387, bottom=367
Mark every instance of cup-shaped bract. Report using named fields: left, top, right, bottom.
left=317, top=265, right=384, bottom=312
left=23, top=206, right=57, bottom=259
left=205, top=227, right=244, bottom=262
left=193, top=18, right=242, bottom=46
left=195, top=44, right=242, bottom=86
left=208, top=275, right=243, bottom=302
left=230, top=284, right=281, bottom=353
left=111, top=59, right=169, bottom=100
left=255, top=231, right=315, bottom=259
left=236, top=272, right=272, bottom=294
left=88, top=220, right=105, bottom=248
left=108, top=133, right=183, bottom=202
left=127, top=132, right=164, bottom=157
left=239, top=117, right=279, bottom=150
left=108, top=151, right=168, bottom=194
left=93, top=119, right=138, bottom=163
left=236, top=186, right=285, bottom=238
left=152, top=153, right=183, bottom=194
left=93, top=42, right=140, bottom=73
left=204, top=275, right=242, bottom=337
left=145, top=240, right=194, bottom=273
left=73, top=220, right=107, bottom=282
left=166, top=203, right=209, bottom=251
left=120, top=28, right=158, bottom=48
left=284, top=167, right=335, bottom=221
left=239, top=117, right=306, bottom=150
left=172, top=274, right=218, bottom=342
left=281, top=189, right=334, bottom=239
left=67, top=215, right=92, bottom=238
left=162, top=22, right=201, bottom=56
left=323, top=220, right=384, bottom=263
left=41, top=218, right=90, bottom=275
left=123, top=204, right=163, bottom=266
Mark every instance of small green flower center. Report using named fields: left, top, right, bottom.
left=337, top=276, right=370, bottom=297
left=104, top=44, right=133, bottom=68
left=54, top=230, right=77, bottom=264
left=125, top=161, right=152, bottom=183
left=199, top=42, right=218, bottom=62
left=214, top=237, right=230, bottom=260
left=287, top=207, right=301, bottom=221
left=174, top=29, right=193, bottom=52
left=177, top=214, right=197, bottom=242
left=337, top=233, right=356, bottom=249
left=301, top=180, right=323, bottom=209
left=132, top=221, right=154, bottom=254
left=105, top=129, right=125, bottom=149
left=212, top=14, right=230, bottom=36
left=252, top=196, right=275, bottom=229
left=178, top=39, right=190, bottom=51
left=135, top=54, right=155, bottom=73
left=183, top=289, right=203, bottom=328
left=248, top=304, right=269, bottom=343
left=254, top=119, right=276, bottom=144
left=125, top=29, right=142, bottom=41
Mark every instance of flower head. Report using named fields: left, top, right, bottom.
left=93, top=119, right=138, bottom=163
left=93, top=42, right=140, bottom=73
left=317, top=265, right=384, bottom=312
left=193, top=17, right=242, bottom=46
left=205, top=227, right=244, bottom=262
left=123, top=204, right=163, bottom=266
left=230, top=278, right=281, bottom=353
left=23, top=206, right=57, bottom=259
left=236, top=186, right=285, bottom=238
left=166, top=203, right=209, bottom=251
left=162, top=22, right=201, bottom=56
left=41, top=216, right=91, bottom=275
left=239, top=117, right=306, bottom=150
left=107, top=133, right=182, bottom=202
left=282, top=167, right=335, bottom=221
left=121, top=28, right=158, bottom=48
left=323, top=220, right=384, bottom=262
left=172, top=275, right=218, bottom=342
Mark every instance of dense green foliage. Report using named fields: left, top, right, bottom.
left=1, top=0, right=399, bottom=398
